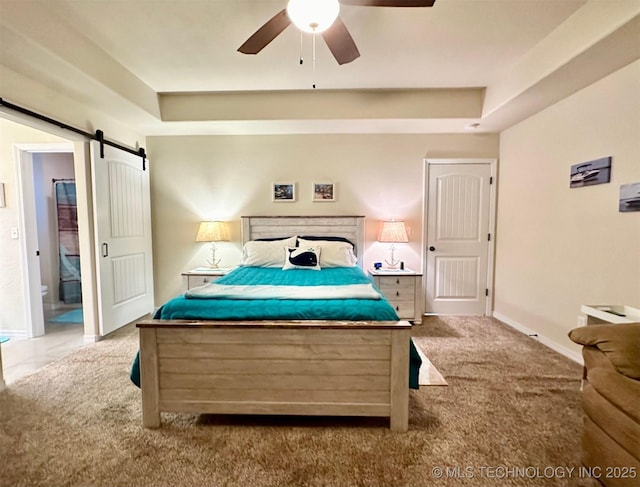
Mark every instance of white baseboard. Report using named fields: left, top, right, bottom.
left=493, top=311, right=583, bottom=365
left=83, top=334, right=100, bottom=344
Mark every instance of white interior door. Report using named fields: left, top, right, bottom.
left=16, top=148, right=45, bottom=337
left=425, top=162, right=493, bottom=315
left=91, top=140, right=154, bottom=336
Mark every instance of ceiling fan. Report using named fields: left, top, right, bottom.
left=238, top=0, right=436, bottom=65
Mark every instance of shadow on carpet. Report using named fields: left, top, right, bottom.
left=411, top=316, right=462, bottom=337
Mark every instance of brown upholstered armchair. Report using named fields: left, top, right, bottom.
left=568, top=323, right=640, bottom=487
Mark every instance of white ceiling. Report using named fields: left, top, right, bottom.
left=0, top=0, right=639, bottom=135
left=44, top=0, right=584, bottom=92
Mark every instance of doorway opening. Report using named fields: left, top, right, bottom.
left=0, top=115, right=92, bottom=384
left=36, top=152, right=84, bottom=332
left=15, top=142, right=84, bottom=339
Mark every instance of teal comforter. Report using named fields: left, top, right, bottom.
left=157, top=266, right=399, bottom=321
left=131, top=266, right=421, bottom=389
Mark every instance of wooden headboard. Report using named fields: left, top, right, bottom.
left=241, top=216, right=365, bottom=267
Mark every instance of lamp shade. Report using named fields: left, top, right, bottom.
left=378, top=220, right=409, bottom=243
left=287, top=0, right=340, bottom=33
left=196, top=221, right=230, bottom=242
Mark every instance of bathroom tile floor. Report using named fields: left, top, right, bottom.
left=0, top=308, right=86, bottom=385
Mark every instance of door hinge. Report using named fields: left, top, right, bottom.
left=485, top=288, right=489, bottom=297
left=488, top=233, right=491, bottom=241
left=489, top=176, right=493, bottom=184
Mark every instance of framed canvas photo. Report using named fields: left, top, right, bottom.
left=619, top=182, right=640, bottom=212
left=570, top=156, right=612, bottom=188
left=312, top=182, right=336, bottom=202
left=272, top=182, right=296, bottom=202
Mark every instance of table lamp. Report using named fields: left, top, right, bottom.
left=196, top=221, right=230, bottom=268
left=378, top=220, right=408, bottom=269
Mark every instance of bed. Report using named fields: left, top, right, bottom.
left=134, top=216, right=418, bottom=432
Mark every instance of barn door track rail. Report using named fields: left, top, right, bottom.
left=0, top=97, right=147, bottom=170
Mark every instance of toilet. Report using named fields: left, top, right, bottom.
left=41, top=285, right=48, bottom=297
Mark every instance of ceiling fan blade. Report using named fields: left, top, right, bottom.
left=322, top=17, right=360, bottom=65
left=340, top=0, right=436, bottom=6
left=238, top=9, right=291, bottom=55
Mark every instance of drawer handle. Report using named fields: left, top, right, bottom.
left=396, top=278, right=400, bottom=284
left=396, top=291, right=400, bottom=296
left=396, top=306, right=399, bottom=311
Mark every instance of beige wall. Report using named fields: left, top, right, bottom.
left=495, top=60, right=640, bottom=354
left=147, top=133, right=499, bottom=304
left=0, top=119, right=68, bottom=335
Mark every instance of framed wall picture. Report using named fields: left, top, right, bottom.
left=619, top=182, right=640, bottom=212
left=312, top=182, right=336, bottom=202
left=570, top=156, right=612, bottom=188
left=272, top=182, right=296, bottom=202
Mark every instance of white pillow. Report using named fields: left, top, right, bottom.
left=297, top=238, right=357, bottom=267
left=282, top=246, right=321, bottom=271
left=240, top=236, right=297, bottom=267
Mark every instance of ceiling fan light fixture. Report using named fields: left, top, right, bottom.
left=287, top=0, right=340, bottom=33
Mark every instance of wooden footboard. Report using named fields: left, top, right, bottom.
left=136, top=320, right=411, bottom=431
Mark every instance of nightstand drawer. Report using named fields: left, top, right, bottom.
left=378, top=276, right=415, bottom=297
left=369, top=270, right=422, bottom=324
left=186, top=274, right=220, bottom=289
left=182, top=268, right=231, bottom=291
left=387, top=300, right=415, bottom=320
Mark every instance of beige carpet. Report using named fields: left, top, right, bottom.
left=0, top=316, right=593, bottom=487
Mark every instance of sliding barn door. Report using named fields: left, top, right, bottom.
left=91, top=141, right=154, bottom=336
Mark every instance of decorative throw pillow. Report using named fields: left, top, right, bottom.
left=282, top=246, right=321, bottom=271
left=239, top=236, right=297, bottom=267
left=297, top=238, right=357, bottom=267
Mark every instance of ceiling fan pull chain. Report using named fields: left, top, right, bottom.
left=299, top=31, right=304, bottom=65
left=312, top=32, right=317, bottom=89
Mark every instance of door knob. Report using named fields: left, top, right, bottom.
left=429, top=246, right=436, bottom=252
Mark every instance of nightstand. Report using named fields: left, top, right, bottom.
left=182, top=267, right=231, bottom=290
left=369, top=269, right=423, bottom=324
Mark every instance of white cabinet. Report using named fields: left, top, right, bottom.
left=182, top=268, right=231, bottom=291
left=369, top=270, right=422, bottom=323
left=581, top=304, right=640, bottom=325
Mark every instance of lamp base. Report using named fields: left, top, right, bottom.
left=385, top=244, right=401, bottom=269
left=206, top=243, right=221, bottom=269
left=384, top=258, right=401, bottom=269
